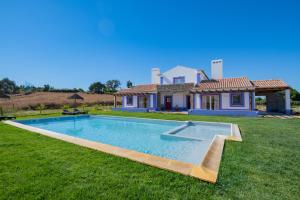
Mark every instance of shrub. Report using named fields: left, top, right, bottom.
left=36, top=104, right=46, bottom=114
left=62, top=104, right=70, bottom=110
left=80, top=104, right=88, bottom=111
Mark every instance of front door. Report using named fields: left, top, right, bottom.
left=164, top=96, right=172, bottom=110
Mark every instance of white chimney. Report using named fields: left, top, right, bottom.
left=151, top=68, right=160, bottom=84
left=211, top=59, right=223, bottom=79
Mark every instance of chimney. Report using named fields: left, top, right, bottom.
left=211, top=59, right=223, bottom=79
left=151, top=68, right=160, bottom=84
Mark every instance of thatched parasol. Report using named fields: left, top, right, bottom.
left=67, top=93, right=84, bottom=104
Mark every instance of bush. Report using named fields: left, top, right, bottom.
left=80, top=104, right=88, bottom=111
left=36, top=104, right=46, bottom=114
left=62, top=104, right=70, bottom=110
left=45, top=103, right=62, bottom=109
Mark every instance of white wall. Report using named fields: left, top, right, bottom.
left=150, top=94, right=154, bottom=107
left=123, top=96, right=138, bottom=108
left=151, top=68, right=160, bottom=84
left=159, top=65, right=208, bottom=85
left=172, top=93, right=186, bottom=108
left=197, top=70, right=208, bottom=82
left=194, top=94, right=201, bottom=109
left=211, top=59, right=223, bottom=79
left=221, top=92, right=250, bottom=110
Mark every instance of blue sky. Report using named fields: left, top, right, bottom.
left=0, top=0, right=299, bottom=90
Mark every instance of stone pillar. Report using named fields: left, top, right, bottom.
left=252, top=91, right=256, bottom=111
left=285, top=89, right=291, bottom=114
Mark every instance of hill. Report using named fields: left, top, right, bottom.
left=0, top=92, right=120, bottom=110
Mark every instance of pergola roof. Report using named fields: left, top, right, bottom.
left=115, top=84, right=157, bottom=96
left=252, top=80, right=289, bottom=90
left=191, top=77, right=255, bottom=92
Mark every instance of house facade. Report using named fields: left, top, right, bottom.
left=113, top=60, right=291, bottom=116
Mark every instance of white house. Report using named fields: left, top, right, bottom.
left=113, top=60, right=291, bottom=116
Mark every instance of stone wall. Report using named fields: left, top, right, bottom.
left=157, top=83, right=194, bottom=93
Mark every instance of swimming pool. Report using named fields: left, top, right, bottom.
left=6, top=115, right=242, bottom=183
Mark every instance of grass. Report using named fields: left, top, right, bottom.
left=0, top=111, right=299, bottom=199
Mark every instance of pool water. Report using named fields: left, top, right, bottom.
left=17, top=115, right=232, bottom=164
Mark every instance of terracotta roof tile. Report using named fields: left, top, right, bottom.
left=252, top=80, right=289, bottom=89
left=192, top=77, right=255, bottom=92
left=115, top=78, right=289, bottom=95
left=116, top=84, right=157, bottom=95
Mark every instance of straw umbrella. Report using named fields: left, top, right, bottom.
left=67, top=93, right=84, bottom=107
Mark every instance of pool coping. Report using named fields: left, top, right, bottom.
left=3, top=117, right=242, bottom=184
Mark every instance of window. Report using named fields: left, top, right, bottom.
left=231, top=93, right=244, bottom=106
left=201, top=95, right=220, bottom=110
left=126, top=96, right=133, bottom=106
left=173, top=76, right=185, bottom=84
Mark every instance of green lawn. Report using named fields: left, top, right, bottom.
left=0, top=111, right=299, bottom=199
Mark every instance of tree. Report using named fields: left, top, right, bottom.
left=291, top=88, right=300, bottom=101
left=43, top=84, right=53, bottom=92
left=77, top=88, right=85, bottom=92
left=256, top=97, right=266, bottom=105
left=89, top=82, right=106, bottom=94
left=105, top=80, right=121, bottom=93
left=18, top=85, right=26, bottom=93
left=127, top=80, right=133, bottom=88
left=0, top=78, right=18, bottom=95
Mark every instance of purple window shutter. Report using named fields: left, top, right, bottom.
left=197, top=73, right=201, bottom=84
left=122, top=96, right=125, bottom=108
left=153, top=94, right=157, bottom=109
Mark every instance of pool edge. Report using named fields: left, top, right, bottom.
left=3, top=120, right=242, bottom=184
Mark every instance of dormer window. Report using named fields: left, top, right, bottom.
left=173, top=76, right=185, bottom=84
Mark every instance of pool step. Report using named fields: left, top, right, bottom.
left=163, top=123, right=190, bottom=135
left=161, top=122, right=209, bottom=141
